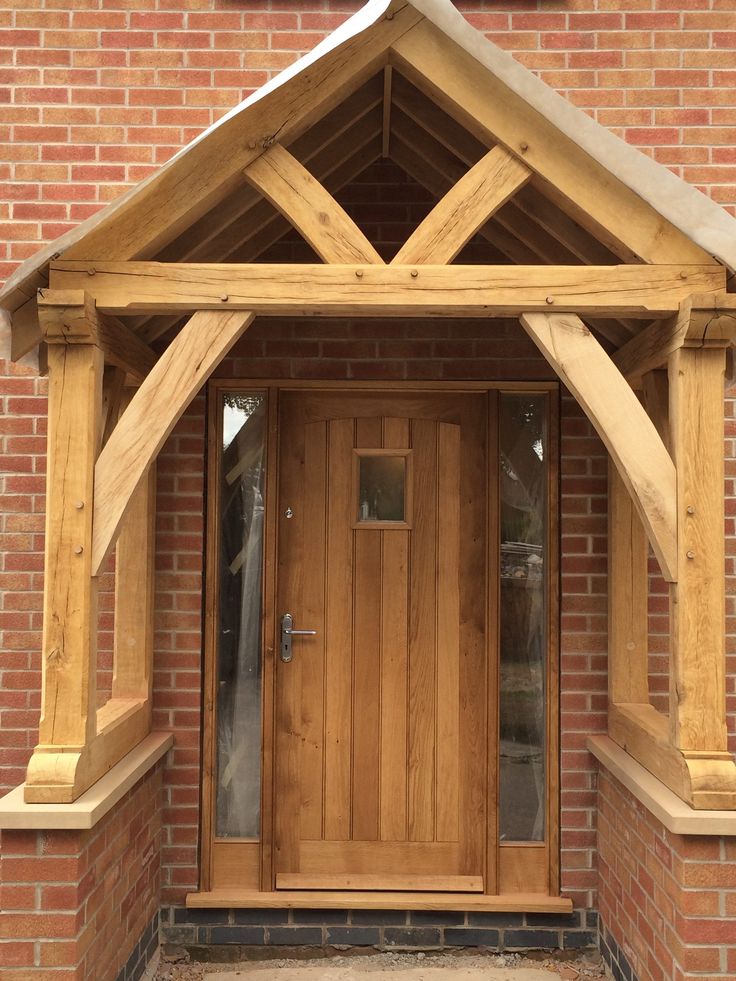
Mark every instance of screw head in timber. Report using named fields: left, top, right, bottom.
left=686, top=505, right=695, bottom=515
left=74, top=500, right=84, bottom=510
left=411, top=269, right=418, bottom=278
left=355, top=269, right=363, bottom=278
left=546, top=296, right=555, bottom=305
left=73, top=545, right=84, bottom=554
left=220, top=294, right=229, bottom=302
left=686, top=550, right=695, bottom=559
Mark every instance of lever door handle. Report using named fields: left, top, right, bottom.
left=280, top=613, right=317, bottom=662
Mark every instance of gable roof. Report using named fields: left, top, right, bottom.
left=2, top=0, right=735, bottom=360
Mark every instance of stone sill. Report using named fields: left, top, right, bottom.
left=588, top=734, right=736, bottom=836
left=0, top=731, right=173, bottom=830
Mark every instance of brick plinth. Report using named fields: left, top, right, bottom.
left=0, top=761, right=164, bottom=981
left=161, top=907, right=597, bottom=954
left=597, top=768, right=736, bottom=981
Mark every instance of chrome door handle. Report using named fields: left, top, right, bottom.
left=280, top=613, right=317, bottom=663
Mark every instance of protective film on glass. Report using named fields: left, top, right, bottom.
left=499, top=393, right=548, bottom=842
left=216, top=392, right=266, bottom=838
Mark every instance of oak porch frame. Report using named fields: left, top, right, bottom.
left=30, top=260, right=736, bottom=811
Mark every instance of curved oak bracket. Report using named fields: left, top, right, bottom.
left=91, top=309, right=255, bottom=576
left=520, top=311, right=677, bottom=582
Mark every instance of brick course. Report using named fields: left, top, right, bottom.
left=1, top=0, right=736, bottom=975
left=0, top=760, right=164, bottom=980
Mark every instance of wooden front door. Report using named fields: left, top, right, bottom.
left=274, top=390, right=488, bottom=892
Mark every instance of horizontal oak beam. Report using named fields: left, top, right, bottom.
left=38, top=290, right=157, bottom=382
left=49, top=261, right=726, bottom=318
left=520, top=311, right=677, bottom=581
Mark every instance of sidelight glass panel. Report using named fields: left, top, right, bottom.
left=216, top=392, right=266, bottom=838
left=499, top=393, right=548, bottom=842
left=357, top=453, right=406, bottom=522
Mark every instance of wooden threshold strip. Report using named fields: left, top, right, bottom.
left=275, top=874, right=484, bottom=892
left=186, top=890, right=574, bottom=913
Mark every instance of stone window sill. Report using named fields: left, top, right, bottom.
left=588, top=734, right=736, bottom=836
left=0, top=731, right=173, bottom=830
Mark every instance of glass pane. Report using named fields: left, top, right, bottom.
left=358, top=454, right=405, bottom=522
left=216, top=392, right=266, bottom=838
left=499, top=394, right=548, bottom=842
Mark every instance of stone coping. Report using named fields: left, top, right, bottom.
left=0, top=731, right=173, bottom=830
left=588, top=734, right=736, bottom=836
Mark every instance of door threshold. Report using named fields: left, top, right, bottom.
left=186, top=890, right=573, bottom=913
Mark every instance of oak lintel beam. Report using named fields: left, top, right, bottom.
left=48, top=261, right=726, bottom=318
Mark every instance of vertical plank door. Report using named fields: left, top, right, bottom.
left=274, top=391, right=487, bottom=892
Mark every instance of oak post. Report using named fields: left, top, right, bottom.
left=668, top=344, right=728, bottom=754
left=24, top=319, right=103, bottom=802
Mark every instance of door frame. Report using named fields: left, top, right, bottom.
left=201, top=379, right=560, bottom=905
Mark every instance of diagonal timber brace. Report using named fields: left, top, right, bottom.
left=519, top=310, right=678, bottom=583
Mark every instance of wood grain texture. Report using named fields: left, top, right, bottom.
left=38, top=290, right=156, bottom=382
left=380, top=417, right=410, bottom=842
left=187, top=889, right=572, bottom=912
left=669, top=347, right=728, bottom=752
left=323, top=418, right=355, bottom=841
left=614, top=294, right=736, bottom=383
left=608, top=461, right=650, bottom=706
left=408, top=418, right=437, bottom=843
left=436, top=423, right=460, bottom=842
left=274, top=392, right=489, bottom=889
left=113, top=465, right=156, bottom=707
left=299, top=421, right=327, bottom=841
left=520, top=311, right=677, bottom=582
left=244, top=143, right=383, bottom=265
left=36, top=342, right=103, bottom=750
left=91, top=310, right=255, bottom=575
left=50, top=261, right=726, bottom=318
left=352, top=416, right=383, bottom=842
left=392, top=146, right=530, bottom=264
left=276, top=873, right=483, bottom=892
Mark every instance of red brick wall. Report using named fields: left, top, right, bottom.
left=598, top=767, right=736, bottom=981
left=0, top=759, right=163, bottom=980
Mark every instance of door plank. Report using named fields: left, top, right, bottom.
left=458, top=398, right=488, bottom=877
left=300, top=421, right=328, bottom=840
left=352, top=416, right=383, bottom=841
left=323, top=418, right=355, bottom=840
left=275, top=400, right=307, bottom=875
left=408, top=418, right=438, bottom=842
left=436, top=422, right=461, bottom=842
left=380, top=417, right=410, bottom=842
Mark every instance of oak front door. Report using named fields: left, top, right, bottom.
left=274, top=390, right=488, bottom=892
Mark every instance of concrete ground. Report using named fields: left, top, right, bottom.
left=157, top=951, right=607, bottom=981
